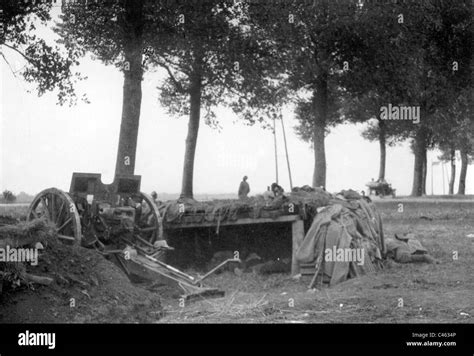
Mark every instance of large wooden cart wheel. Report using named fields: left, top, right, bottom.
left=27, top=188, right=82, bottom=245
left=135, top=192, right=164, bottom=244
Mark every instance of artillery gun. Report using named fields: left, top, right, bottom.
left=27, top=172, right=234, bottom=300
left=27, top=173, right=162, bottom=252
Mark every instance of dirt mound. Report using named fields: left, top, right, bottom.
left=0, top=220, right=162, bottom=323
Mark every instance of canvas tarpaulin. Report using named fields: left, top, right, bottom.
left=296, top=195, right=384, bottom=286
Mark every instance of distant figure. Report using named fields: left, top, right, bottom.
left=238, top=176, right=250, bottom=199
left=150, top=191, right=162, bottom=208
left=271, top=182, right=284, bottom=197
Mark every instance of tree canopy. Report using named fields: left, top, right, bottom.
left=1, top=0, right=81, bottom=105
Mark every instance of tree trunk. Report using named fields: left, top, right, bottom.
left=448, top=148, right=456, bottom=195
left=180, top=74, right=202, bottom=199
left=411, top=126, right=429, bottom=196
left=114, top=0, right=144, bottom=177
left=457, top=148, right=468, bottom=195
left=378, top=119, right=386, bottom=181
left=311, top=75, right=328, bottom=189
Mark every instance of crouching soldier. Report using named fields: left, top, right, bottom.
left=271, top=182, right=284, bottom=197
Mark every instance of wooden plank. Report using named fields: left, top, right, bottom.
left=291, top=219, right=305, bottom=276
left=24, top=273, right=54, bottom=286
left=164, top=214, right=300, bottom=230
left=308, top=249, right=324, bottom=289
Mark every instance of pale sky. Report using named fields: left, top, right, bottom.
left=0, top=10, right=471, bottom=197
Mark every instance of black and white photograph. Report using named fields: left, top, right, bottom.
left=0, top=0, right=472, bottom=352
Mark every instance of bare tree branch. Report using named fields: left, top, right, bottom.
left=1, top=43, right=44, bottom=70
left=154, top=58, right=187, bottom=94
left=0, top=51, right=19, bottom=79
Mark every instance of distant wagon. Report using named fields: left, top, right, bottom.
left=366, top=179, right=396, bottom=198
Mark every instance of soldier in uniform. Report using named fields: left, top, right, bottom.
left=238, top=176, right=250, bottom=200
left=385, top=234, right=437, bottom=264
left=271, top=182, right=284, bottom=197
left=151, top=191, right=158, bottom=203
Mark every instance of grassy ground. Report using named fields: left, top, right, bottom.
left=1, top=199, right=473, bottom=323
left=158, top=201, right=474, bottom=323
left=0, top=204, right=29, bottom=221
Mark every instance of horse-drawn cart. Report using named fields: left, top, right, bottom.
left=366, top=180, right=396, bottom=198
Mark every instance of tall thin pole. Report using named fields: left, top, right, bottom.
left=431, top=161, right=434, bottom=195
left=446, top=162, right=450, bottom=194
left=442, top=162, right=445, bottom=195
left=280, top=113, right=293, bottom=190
left=273, top=116, right=279, bottom=184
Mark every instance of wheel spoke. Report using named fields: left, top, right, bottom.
left=31, top=209, right=39, bottom=219
left=57, top=217, right=72, bottom=232
left=57, top=234, right=75, bottom=242
left=56, top=199, right=66, bottom=225
left=50, top=194, right=56, bottom=222
left=39, top=197, right=51, bottom=220
left=139, top=226, right=157, bottom=232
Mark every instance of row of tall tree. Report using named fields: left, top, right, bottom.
left=2, top=0, right=471, bottom=197
left=57, top=0, right=277, bottom=198
left=244, top=0, right=472, bottom=195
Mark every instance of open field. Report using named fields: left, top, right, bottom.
left=1, top=199, right=473, bottom=323
left=1, top=195, right=472, bottom=220
left=157, top=201, right=474, bottom=323
left=0, top=204, right=29, bottom=221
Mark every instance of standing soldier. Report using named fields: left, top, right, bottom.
left=238, top=176, right=250, bottom=200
